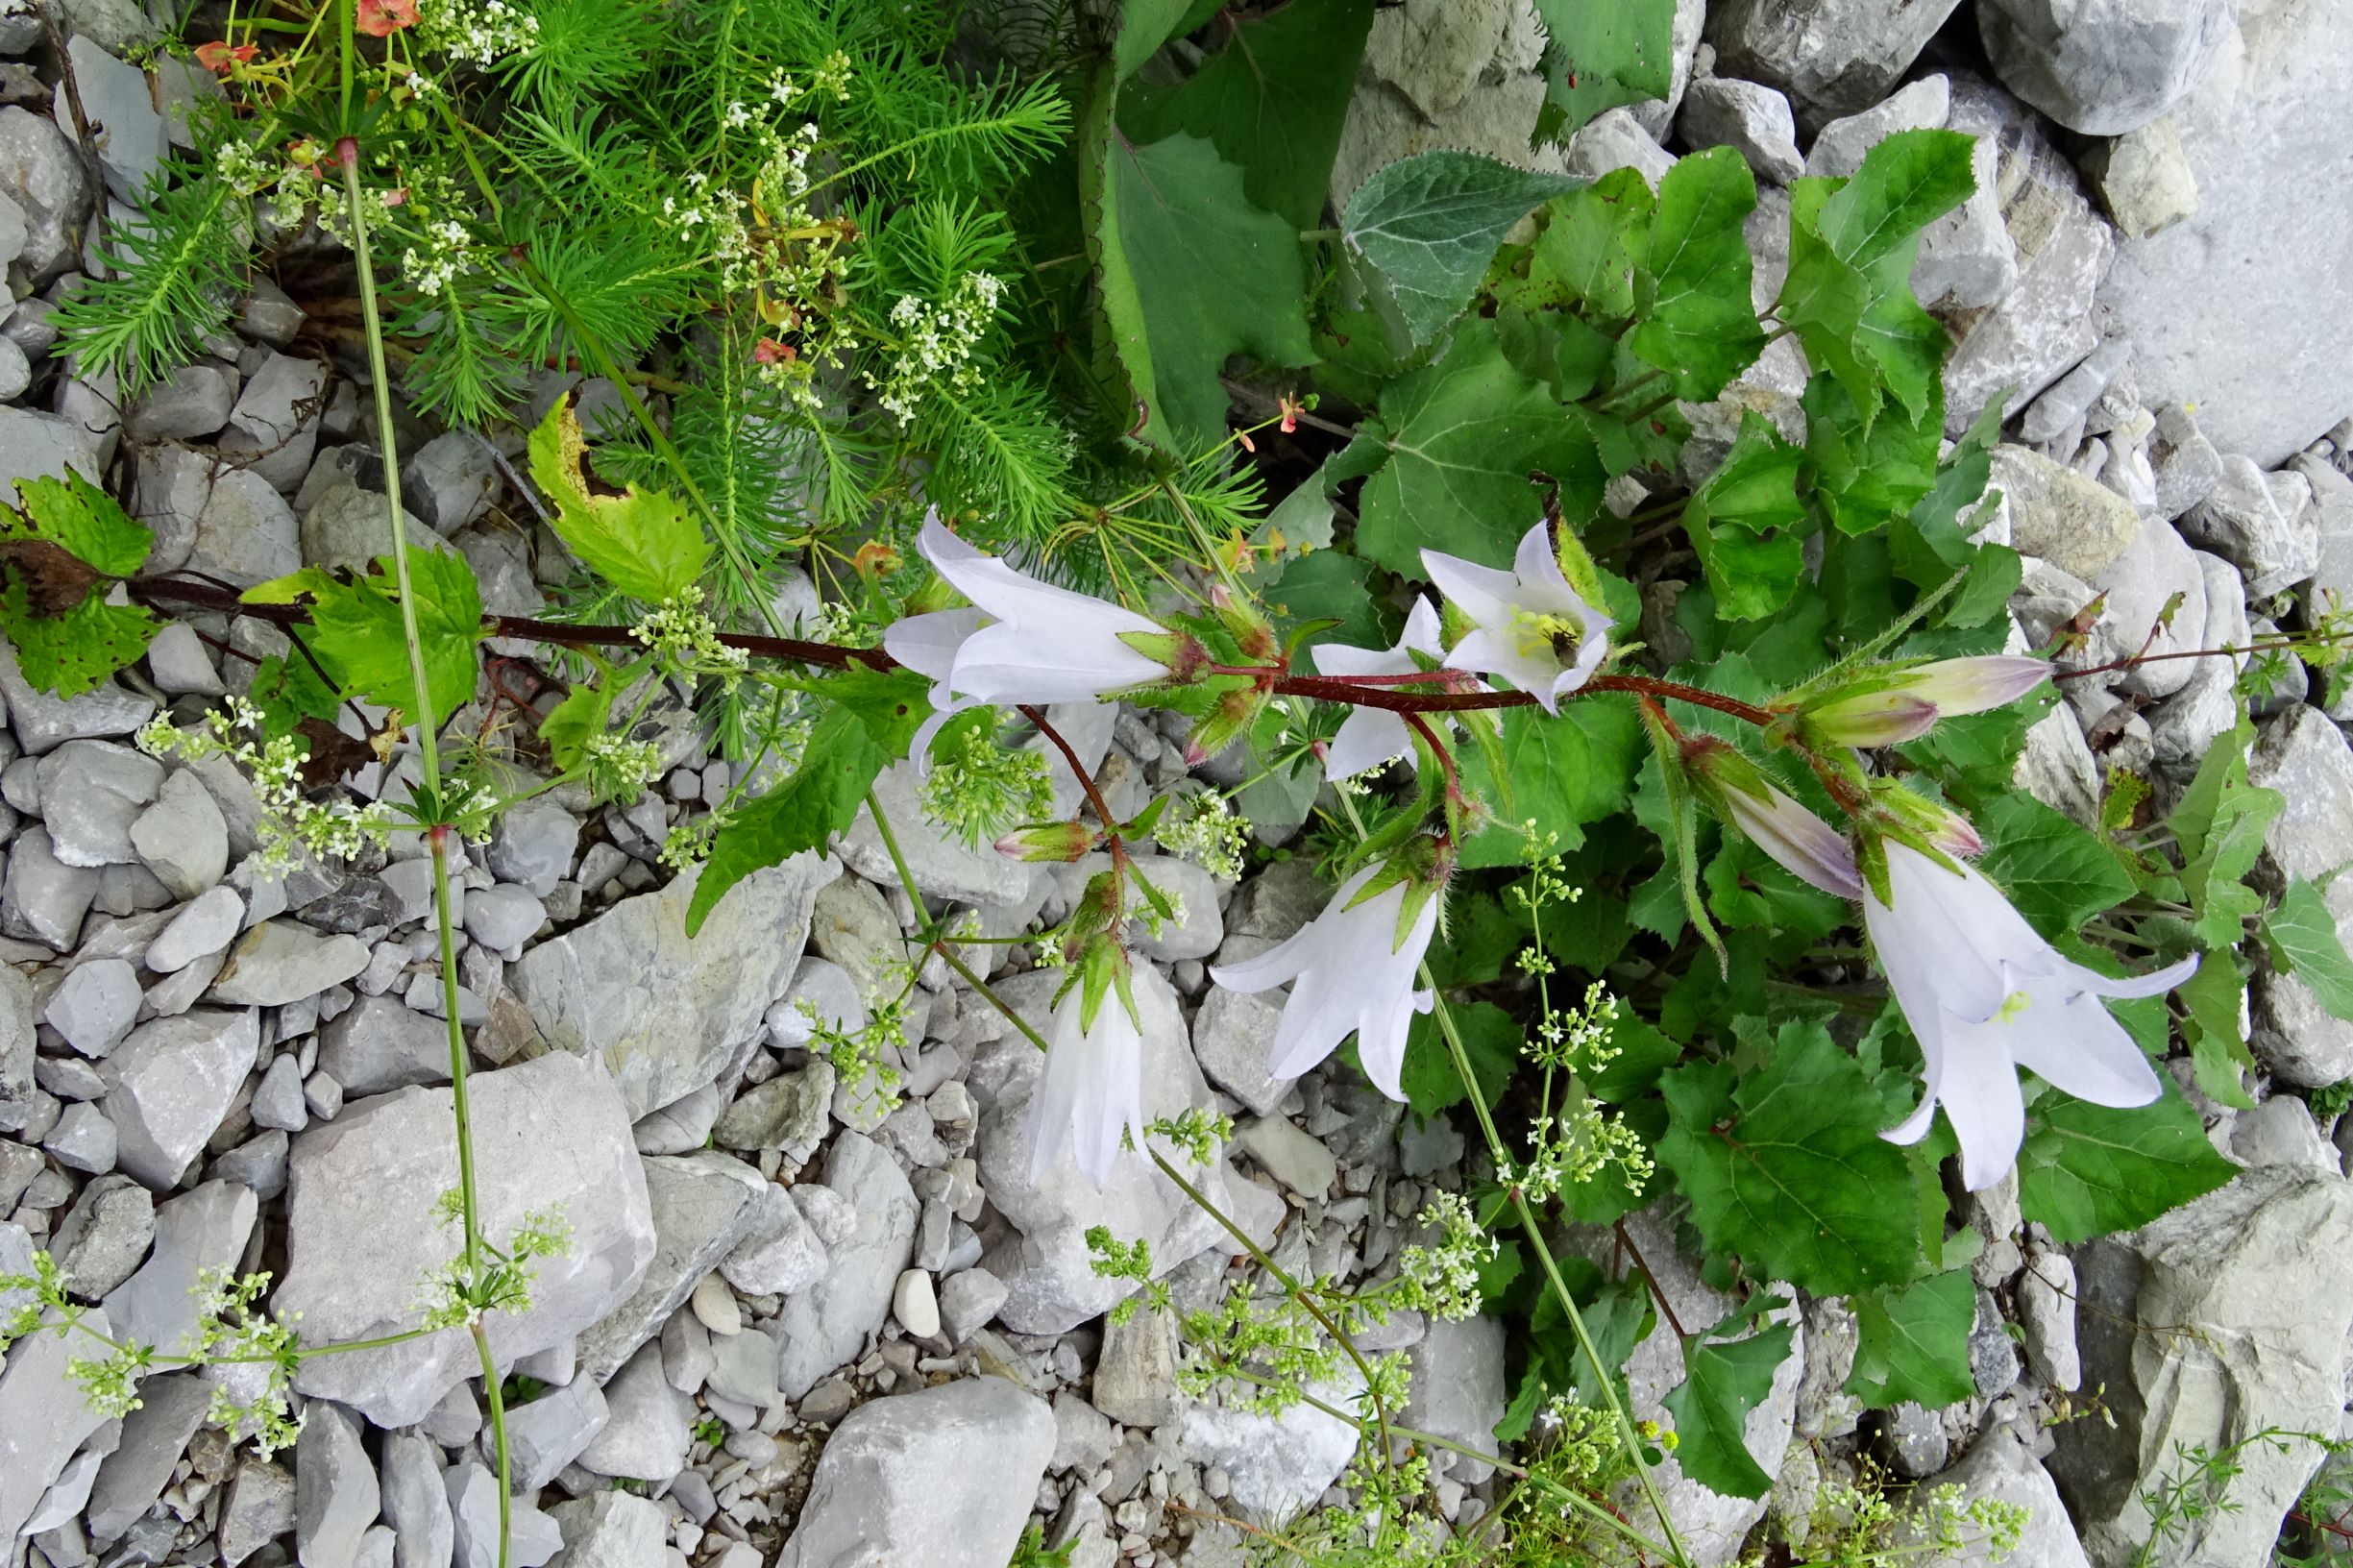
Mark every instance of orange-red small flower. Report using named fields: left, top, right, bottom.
left=752, top=338, right=796, bottom=365
left=194, top=40, right=257, bottom=74
left=355, top=0, right=418, bottom=37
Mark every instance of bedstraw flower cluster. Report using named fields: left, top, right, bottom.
left=631, top=590, right=749, bottom=680
left=872, top=272, right=1005, bottom=425
left=414, top=0, right=538, bottom=64
left=137, top=700, right=393, bottom=874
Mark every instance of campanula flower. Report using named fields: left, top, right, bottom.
left=1420, top=523, right=1611, bottom=715
left=1311, top=600, right=1445, bottom=780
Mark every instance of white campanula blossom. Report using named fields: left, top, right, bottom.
left=1311, top=599, right=1446, bottom=780
left=1209, top=864, right=1438, bottom=1100
left=1026, top=986, right=1147, bottom=1188
left=1865, top=842, right=2197, bottom=1190
left=1717, top=776, right=1866, bottom=900
left=1421, top=523, right=1611, bottom=714
left=881, top=518, right=1171, bottom=753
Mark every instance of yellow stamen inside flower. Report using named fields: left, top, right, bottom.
left=1507, top=608, right=1582, bottom=667
left=1995, top=990, right=2032, bottom=1025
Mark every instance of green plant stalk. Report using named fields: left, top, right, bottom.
left=338, top=141, right=512, bottom=1568
left=1423, top=975, right=1695, bottom=1568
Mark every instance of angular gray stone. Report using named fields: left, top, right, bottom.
left=208, top=919, right=370, bottom=1007
left=221, top=1458, right=297, bottom=1567
left=1237, top=1115, right=1337, bottom=1198
left=462, top=885, right=544, bottom=952
left=573, top=1344, right=691, bottom=1482
left=53, top=1173, right=153, bottom=1296
left=1907, top=1420, right=2093, bottom=1566
left=46, top=955, right=140, bottom=1056
left=295, top=1402, right=380, bottom=1568
left=2254, top=875, right=2353, bottom=1088
left=131, top=769, right=231, bottom=899
left=102, top=1006, right=257, bottom=1188
left=773, top=1131, right=918, bottom=1400
left=2084, top=116, right=2201, bottom=240
left=403, top=431, right=502, bottom=536
left=544, top=1491, right=664, bottom=1568
left=1566, top=107, right=1676, bottom=188
left=937, top=1265, right=1008, bottom=1346
left=2094, top=0, right=2353, bottom=466
left=1189, top=984, right=1290, bottom=1118
left=252, top=1054, right=308, bottom=1132
left=839, top=760, right=1038, bottom=905
left=510, top=852, right=831, bottom=1119
left=1804, top=75, right=1949, bottom=180
left=86, top=1371, right=211, bottom=1542
left=1678, top=74, right=1804, bottom=184
left=44, top=1100, right=117, bottom=1172
left=1405, top=1316, right=1507, bottom=1482
left=379, top=1432, right=453, bottom=1568
left=1180, top=1367, right=1366, bottom=1524
left=2087, top=514, right=2208, bottom=700
left=318, top=994, right=452, bottom=1095
left=104, top=1178, right=257, bottom=1359
left=2181, top=454, right=2318, bottom=599
left=0, top=827, right=94, bottom=950
left=1092, top=1305, right=1178, bottom=1428
left=2247, top=705, right=2353, bottom=887
left=1703, top=0, right=1964, bottom=124
left=574, top=1150, right=763, bottom=1384
left=2053, top=1164, right=2353, bottom=1566
left=720, top=1181, right=829, bottom=1296
left=0, top=642, right=154, bottom=755
left=495, top=1378, right=609, bottom=1493
left=125, top=359, right=237, bottom=444
left=1977, top=0, right=2232, bottom=135
left=775, top=1378, right=1055, bottom=1568
left=445, top=1462, right=561, bottom=1568
left=273, top=1052, right=655, bottom=1427
left=145, top=623, right=226, bottom=698
left=223, top=353, right=329, bottom=495
left=0, top=107, right=91, bottom=284
left=710, top=1062, right=832, bottom=1154
left=300, top=481, right=437, bottom=575
left=0, top=1306, right=114, bottom=1540
left=1942, top=81, right=2118, bottom=434
left=145, top=883, right=245, bottom=972
left=486, top=800, right=578, bottom=899
left=37, top=739, right=162, bottom=867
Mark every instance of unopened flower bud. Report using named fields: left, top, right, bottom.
left=994, top=820, right=1097, bottom=863
left=1799, top=656, right=2049, bottom=747
left=1683, top=739, right=1862, bottom=900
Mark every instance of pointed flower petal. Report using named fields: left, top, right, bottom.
left=1421, top=524, right=1611, bottom=713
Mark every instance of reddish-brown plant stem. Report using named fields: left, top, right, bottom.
left=127, top=577, right=1777, bottom=725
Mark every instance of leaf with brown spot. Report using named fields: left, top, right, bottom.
left=0, top=537, right=106, bottom=617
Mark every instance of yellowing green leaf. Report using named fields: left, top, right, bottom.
left=527, top=399, right=708, bottom=603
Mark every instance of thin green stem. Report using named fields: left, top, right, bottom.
left=472, top=1322, right=513, bottom=1568
left=1423, top=975, right=1695, bottom=1568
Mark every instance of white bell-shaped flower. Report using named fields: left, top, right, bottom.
left=1209, top=863, right=1438, bottom=1099
left=1311, top=599, right=1445, bottom=780
left=1420, top=523, right=1611, bottom=714
left=1865, top=842, right=2197, bottom=1190
left=884, top=518, right=1169, bottom=716
left=1025, top=985, right=1148, bottom=1188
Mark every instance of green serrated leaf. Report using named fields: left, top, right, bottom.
left=1342, top=152, right=1581, bottom=344
left=1629, top=148, right=1764, bottom=401
left=1530, top=168, right=1654, bottom=318
left=262, top=548, right=483, bottom=729
left=10, top=472, right=153, bottom=578
left=2177, top=951, right=2256, bottom=1110
left=1845, top=1271, right=1975, bottom=1409
left=2262, top=879, right=2353, bottom=1021
left=1119, top=0, right=1373, bottom=231
left=2016, top=1087, right=2238, bottom=1243
left=527, top=400, right=709, bottom=603
left=538, top=680, right=613, bottom=773
left=1354, top=317, right=1604, bottom=578
left=1454, top=695, right=1643, bottom=869
left=1973, top=795, right=2138, bottom=937
left=1398, top=1000, right=1518, bottom=1117
left=1087, top=117, right=1314, bottom=449
left=247, top=651, right=343, bottom=738
left=814, top=666, right=935, bottom=759
left=1661, top=1322, right=1794, bottom=1500
left=1656, top=1021, right=1920, bottom=1295
left=1532, top=0, right=1676, bottom=135
left=0, top=587, right=159, bottom=698
left=687, top=706, right=882, bottom=938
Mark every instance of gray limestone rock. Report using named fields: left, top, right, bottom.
left=221, top=1458, right=297, bottom=1567
left=773, top=1132, right=918, bottom=1400
left=720, top=1181, right=829, bottom=1296
left=544, top=1491, right=665, bottom=1568
left=1678, top=74, right=1804, bottom=184
left=487, top=799, right=578, bottom=897
left=495, top=1379, right=610, bottom=1493
left=2247, top=705, right=2353, bottom=888
left=46, top=955, right=140, bottom=1056
left=2054, top=1164, right=2353, bottom=1565
left=839, top=760, right=1039, bottom=905
left=510, top=852, right=831, bottom=1119
left=86, top=1371, right=210, bottom=1542
left=1092, top=1306, right=1178, bottom=1428
left=573, top=1344, right=691, bottom=1482
left=575, top=1150, right=763, bottom=1384
left=253, top=1054, right=308, bottom=1131
left=711, top=1062, right=833, bottom=1155
left=1942, top=80, right=2118, bottom=435
left=379, top=1432, right=453, bottom=1568
left=937, top=1265, right=1008, bottom=1345
left=295, top=1402, right=380, bottom=1568
left=45, top=1099, right=116, bottom=1172
left=318, top=994, right=452, bottom=1095
left=1703, top=0, right=1964, bottom=125
left=1403, top=1315, right=1507, bottom=1482
left=123, top=356, right=238, bottom=440
left=2084, top=116, right=2202, bottom=240
left=2254, top=875, right=2353, bottom=1087
left=1977, top=0, right=2233, bottom=135
left=0, top=1307, right=115, bottom=1539
left=208, top=920, right=371, bottom=1007
left=1189, top=984, right=1291, bottom=1118
left=1565, top=108, right=1676, bottom=189
left=223, top=353, right=329, bottom=494
left=104, top=1178, right=257, bottom=1359
left=0, top=827, right=94, bottom=950
left=2094, top=0, right=2353, bottom=466
left=145, top=884, right=245, bottom=972
left=1180, top=1367, right=1366, bottom=1524
left=37, top=740, right=162, bottom=867
left=2182, top=454, right=2318, bottom=598
left=774, top=1378, right=1055, bottom=1568
left=445, top=1462, right=561, bottom=1568
left=102, top=1007, right=256, bottom=1188
left=273, top=1052, right=655, bottom=1427
left=53, top=1173, right=153, bottom=1296
left=131, top=768, right=232, bottom=899
left=403, top=431, right=502, bottom=535
left=0, top=107, right=91, bottom=284
left=0, top=643, right=154, bottom=755
left=2087, top=514, right=2209, bottom=701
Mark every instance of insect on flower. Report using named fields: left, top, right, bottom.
left=355, top=0, right=419, bottom=37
